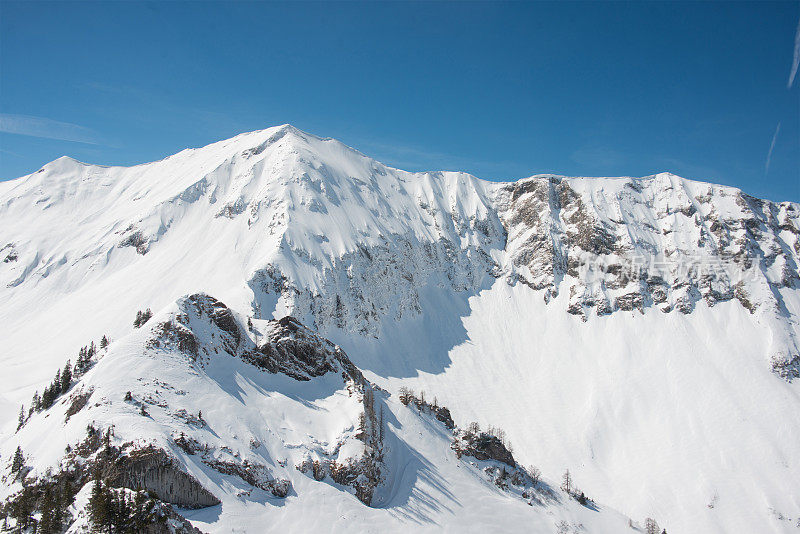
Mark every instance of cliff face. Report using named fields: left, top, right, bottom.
left=104, top=446, right=221, bottom=509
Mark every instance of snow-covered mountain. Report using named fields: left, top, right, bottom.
left=1, top=124, right=799, bottom=533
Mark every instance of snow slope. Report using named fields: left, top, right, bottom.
left=2, top=293, right=631, bottom=533
left=2, top=124, right=799, bottom=533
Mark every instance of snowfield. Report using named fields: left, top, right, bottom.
left=1, top=124, right=799, bottom=533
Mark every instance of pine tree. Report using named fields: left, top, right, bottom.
left=30, top=391, right=40, bottom=414
left=132, top=491, right=152, bottom=530
left=57, top=475, right=73, bottom=527
left=100, top=335, right=109, bottom=349
left=89, top=471, right=111, bottom=533
left=53, top=368, right=62, bottom=395
left=39, top=485, right=56, bottom=534
left=10, top=485, right=34, bottom=530
left=61, top=361, right=72, bottom=392
left=16, top=405, right=25, bottom=432
left=11, top=446, right=24, bottom=474
left=42, top=384, right=54, bottom=409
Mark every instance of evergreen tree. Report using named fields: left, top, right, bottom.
left=100, top=335, right=109, bottom=349
left=132, top=491, right=152, bottom=530
left=39, top=485, right=56, bottom=534
left=61, top=361, right=72, bottom=392
left=57, top=476, right=73, bottom=527
left=30, top=392, right=40, bottom=414
left=53, top=368, right=62, bottom=395
left=11, top=446, right=24, bottom=474
left=16, top=405, right=24, bottom=432
left=42, top=384, right=54, bottom=409
left=89, top=471, right=111, bottom=534
left=9, top=484, right=34, bottom=530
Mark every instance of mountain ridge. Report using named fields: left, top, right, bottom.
left=2, top=125, right=799, bottom=533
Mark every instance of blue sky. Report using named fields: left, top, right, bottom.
left=1, top=1, right=798, bottom=201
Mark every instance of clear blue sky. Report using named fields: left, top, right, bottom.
left=1, top=1, right=798, bottom=201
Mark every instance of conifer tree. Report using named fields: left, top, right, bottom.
left=39, top=485, right=56, bottom=534
left=100, top=335, right=109, bottom=349
left=10, top=484, right=33, bottom=530
left=11, top=446, right=24, bottom=474
left=61, top=361, right=72, bottom=392
left=54, top=368, right=62, bottom=395
left=89, top=471, right=111, bottom=533
left=16, top=405, right=24, bottom=432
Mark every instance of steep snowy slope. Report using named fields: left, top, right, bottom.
left=1, top=293, right=631, bottom=533
left=1, top=124, right=799, bottom=533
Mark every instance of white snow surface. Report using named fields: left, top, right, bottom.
left=1, top=124, right=800, bottom=533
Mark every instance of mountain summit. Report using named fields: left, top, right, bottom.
left=1, top=125, right=799, bottom=533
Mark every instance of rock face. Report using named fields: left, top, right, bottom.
left=497, top=174, right=800, bottom=320
left=452, top=431, right=516, bottom=467
left=245, top=316, right=366, bottom=383
left=104, top=446, right=220, bottom=509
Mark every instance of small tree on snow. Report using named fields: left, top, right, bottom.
left=561, top=469, right=573, bottom=494
left=11, top=446, right=24, bottom=474
left=645, top=518, right=659, bottom=534
left=61, top=361, right=72, bottom=392
left=16, top=405, right=24, bottom=432
left=527, top=465, right=541, bottom=485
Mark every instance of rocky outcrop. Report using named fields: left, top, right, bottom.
left=204, top=458, right=290, bottom=498
left=453, top=430, right=516, bottom=467
left=102, top=446, right=220, bottom=509
left=244, top=316, right=366, bottom=384
left=496, top=174, right=800, bottom=327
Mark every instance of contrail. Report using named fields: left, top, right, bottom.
left=765, top=122, right=781, bottom=175
left=789, top=17, right=800, bottom=88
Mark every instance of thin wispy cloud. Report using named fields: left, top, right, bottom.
left=0, top=114, right=99, bottom=145
left=765, top=122, right=781, bottom=175
left=789, top=17, right=800, bottom=88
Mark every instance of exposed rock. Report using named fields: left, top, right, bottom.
left=453, top=430, right=516, bottom=467
left=102, top=445, right=220, bottom=509
left=244, top=316, right=365, bottom=384
left=119, top=227, right=150, bottom=255
left=434, top=406, right=455, bottom=430
left=64, top=387, right=93, bottom=422
left=147, top=320, right=198, bottom=357
left=204, top=458, right=291, bottom=498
